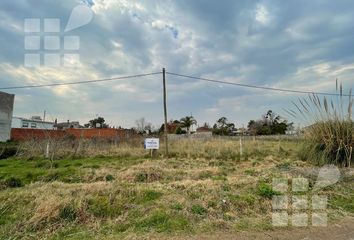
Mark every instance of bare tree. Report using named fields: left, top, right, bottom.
left=135, top=117, right=152, bottom=134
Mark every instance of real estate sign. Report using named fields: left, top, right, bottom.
left=144, top=138, right=159, bottom=149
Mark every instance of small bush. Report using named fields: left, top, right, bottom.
left=0, top=146, right=17, bottom=159
left=4, top=177, right=23, bottom=188
left=105, top=174, right=115, bottom=181
left=257, top=182, right=278, bottom=199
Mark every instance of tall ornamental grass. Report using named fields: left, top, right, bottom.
left=289, top=82, right=353, bottom=167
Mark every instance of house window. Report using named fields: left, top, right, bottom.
left=31, top=123, right=37, bottom=128
left=22, top=122, right=29, bottom=128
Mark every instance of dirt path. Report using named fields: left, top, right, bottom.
left=166, top=217, right=354, bottom=240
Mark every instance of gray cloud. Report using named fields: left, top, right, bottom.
left=0, top=0, right=353, bottom=128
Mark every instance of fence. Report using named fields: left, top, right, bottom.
left=10, top=128, right=136, bottom=141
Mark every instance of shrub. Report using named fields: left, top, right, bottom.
left=105, top=174, right=115, bottom=181
left=291, top=86, right=353, bottom=167
left=0, top=146, right=17, bottom=159
left=257, top=182, right=278, bottom=199
left=4, top=177, right=23, bottom=188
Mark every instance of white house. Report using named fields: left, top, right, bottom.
left=11, top=116, right=55, bottom=130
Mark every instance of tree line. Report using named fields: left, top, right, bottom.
left=85, top=109, right=294, bottom=136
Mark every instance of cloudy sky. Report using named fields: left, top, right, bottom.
left=0, top=0, right=353, bottom=129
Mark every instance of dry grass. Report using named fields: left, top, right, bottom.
left=0, top=138, right=353, bottom=239
left=290, top=88, right=354, bottom=167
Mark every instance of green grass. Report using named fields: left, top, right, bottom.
left=0, top=156, right=143, bottom=187
left=257, top=182, right=279, bottom=199
left=134, top=210, right=191, bottom=233
left=191, top=204, right=207, bottom=215
left=0, top=139, right=352, bottom=239
left=330, top=181, right=354, bottom=213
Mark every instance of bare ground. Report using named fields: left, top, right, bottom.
left=166, top=217, right=354, bottom=240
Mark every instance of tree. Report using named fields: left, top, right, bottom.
left=85, top=117, right=108, bottom=128
left=180, top=115, right=197, bottom=134
left=159, top=120, right=180, bottom=134
left=175, top=126, right=187, bottom=134
left=217, top=117, right=228, bottom=129
left=135, top=117, right=152, bottom=134
left=247, top=120, right=257, bottom=136
left=213, top=117, right=236, bottom=136
left=247, top=110, right=292, bottom=135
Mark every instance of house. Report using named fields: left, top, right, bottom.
left=196, top=126, right=212, bottom=133
left=195, top=126, right=212, bottom=138
left=233, top=128, right=248, bottom=136
left=0, top=91, right=15, bottom=142
left=11, top=116, right=55, bottom=130
left=54, top=121, right=82, bottom=130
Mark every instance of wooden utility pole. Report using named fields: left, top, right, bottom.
left=162, top=68, right=169, bottom=156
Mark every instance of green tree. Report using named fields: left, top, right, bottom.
left=180, top=115, right=197, bottom=134
left=85, top=117, right=108, bottom=128
left=247, top=110, right=292, bottom=135
left=213, top=117, right=236, bottom=135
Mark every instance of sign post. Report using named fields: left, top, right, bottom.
left=144, top=138, right=160, bottom=158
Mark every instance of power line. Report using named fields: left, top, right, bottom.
left=166, top=72, right=353, bottom=97
left=1, top=70, right=352, bottom=97
left=0, top=72, right=161, bottom=90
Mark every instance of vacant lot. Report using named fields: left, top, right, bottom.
left=0, top=138, right=353, bottom=239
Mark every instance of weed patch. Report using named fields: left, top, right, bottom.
left=135, top=210, right=190, bottom=233
left=257, top=182, right=278, bottom=199
left=191, top=204, right=207, bottom=215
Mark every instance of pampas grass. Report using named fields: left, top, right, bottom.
left=290, top=81, right=353, bottom=167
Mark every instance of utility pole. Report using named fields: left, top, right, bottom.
left=162, top=68, right=169, bottom=156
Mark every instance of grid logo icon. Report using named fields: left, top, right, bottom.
left=272, top=165, right=340, bottom=227
left=23, top=5, right=93, bottom=68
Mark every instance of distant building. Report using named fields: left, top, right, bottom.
left=54, top=121, right=82, bottom=130
left=196, top=126, right=212, bottom=133
left=233, top=128, right=248, bottom=136
left=0, top=91, right=15, bottom=142
left=11, top=116, right=55, bottom=130
left=194, top=126, right=212, bottom=138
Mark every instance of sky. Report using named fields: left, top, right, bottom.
left=0, top=0, right=353, bottom=129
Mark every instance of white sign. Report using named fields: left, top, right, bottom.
left=144, top=138, right=159, bottom=149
